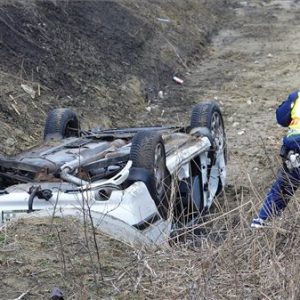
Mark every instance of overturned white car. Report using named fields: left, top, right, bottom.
left=0, top=101, right=227, bottom=245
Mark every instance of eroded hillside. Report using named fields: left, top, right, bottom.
left=0, top=0, right=228, bottom=155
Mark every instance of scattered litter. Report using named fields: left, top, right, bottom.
left=254, top=167, right=259, bottom=171
left=158, top=90, right=164, bottom=99
left=146, top=106, right=151, bottom=112
left=237, top=130, right=245, bottom=135
left=173, top=76, right=184, bottom=84
left=267, top=53, right=273, bottom=58
left=21, top=84, right=36, bottom=99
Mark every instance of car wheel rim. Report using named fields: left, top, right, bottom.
left=154, top=143, right=165, bottom=196
left=211, top=112, right=225, bottom=152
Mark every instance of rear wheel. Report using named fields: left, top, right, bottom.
left=44, top=108, right=80, bottom=140
left=190, top=101, right=227, bottom=196
left=129, top=130, right=171, bottom=219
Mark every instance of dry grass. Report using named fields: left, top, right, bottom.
left=1, top=178, right=300, bottom=299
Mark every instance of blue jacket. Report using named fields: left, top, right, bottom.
left=277, top=90, right=300, bottom=150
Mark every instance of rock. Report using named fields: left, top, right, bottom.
left=21, top=84, right=36, bottom=99
left=5, top=138, right=16, bottom=147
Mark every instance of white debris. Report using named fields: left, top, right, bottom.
left=247, top=100, right=252, bottom=105
left=158, top=91, right=164, bottom=99
left=232, top=122, right=240, bottom=128
left=146, top=106, right=151, bottom=112
left=228, top=116, right=234, bottom=122
left=157, top=18, right=171, bottom=23
left=267, top=53, right=273, bottom=58
left=237, top=130, right=245, bottom=135
left=173, top=76, right=184, bottom=84
left=21, top=84, right=36, bottom=99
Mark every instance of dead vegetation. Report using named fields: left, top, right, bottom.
left=1, top=184, right=300, bottom=299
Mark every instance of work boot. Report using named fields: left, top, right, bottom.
left=250, top=217, right=269, bottom=228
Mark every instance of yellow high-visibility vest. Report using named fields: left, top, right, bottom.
left=288, top=92, right=300, bottom=136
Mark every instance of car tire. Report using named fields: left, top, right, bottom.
left=129, top=130, right=171, bottom=219
left=44, top=108, right=80, bottom=140
left=190, top=101, right=227, bottom=195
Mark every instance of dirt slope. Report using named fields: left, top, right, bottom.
left=0, top=0, right=226, bottom=155
left=186, top=0, right=300, bottom=193
left=2, top=0, right=300, bottom=299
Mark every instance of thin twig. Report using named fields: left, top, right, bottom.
left=12, top=290, right=29, bottom=300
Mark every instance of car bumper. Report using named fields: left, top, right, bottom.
left=0, top=181, right=171, bottom=245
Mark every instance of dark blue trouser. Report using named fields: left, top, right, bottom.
left=258, top=164, right=300, bottom=220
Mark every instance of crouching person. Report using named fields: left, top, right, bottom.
left=251, top=90, right=300, bottom=228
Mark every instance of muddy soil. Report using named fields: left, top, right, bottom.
left=1, top=0, right=300, bottom=299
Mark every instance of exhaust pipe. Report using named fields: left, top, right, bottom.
left=59, top=139, right=127, bottom=186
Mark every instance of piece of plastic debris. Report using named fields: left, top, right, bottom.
left=173, top=76, right=184, bottom=84
left=146, top=106, right=151, bottom=112
left=21, top=84, right=36, bottom=99
left=247, top=100, right=252, bottom=105
left=158, top=91, right=164, bottom=99
left=157, top=18, right=171, bottom=23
